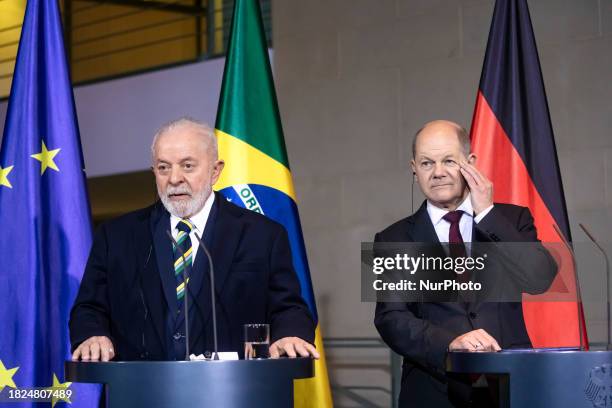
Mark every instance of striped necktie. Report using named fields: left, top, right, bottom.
left=174, top=219, right=193, bottom=302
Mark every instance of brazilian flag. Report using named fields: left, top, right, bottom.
left=214, top=0, right=333, bottom=406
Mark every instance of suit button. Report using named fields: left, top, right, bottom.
left=173, top=332, right=182, bottom=340
left=469, top=312, right=477, bottom=319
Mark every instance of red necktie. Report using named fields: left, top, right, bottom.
left=442, top=211, right=469, bottom=281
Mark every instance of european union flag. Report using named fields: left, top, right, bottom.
left=0, top=0, right=98, bottom=406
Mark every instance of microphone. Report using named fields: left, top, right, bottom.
left=194, top=232, right=219, bottom=360
left=552, top=224, right=586, bottom=351
left=166, top=230, right=191, bottom=361
left=138, top=245, right=152, bottom=359
left=411, top=172, right=415, bottom=215
left=579, top=224, right=611, bottom=350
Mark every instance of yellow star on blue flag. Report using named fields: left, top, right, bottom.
left=0, top=360, right=19, bottom=392
left=48, top=373, right=72, bottom=407
left=0, top=165, right=14, bottom=189
left=31, top=141, right=60, bottom=175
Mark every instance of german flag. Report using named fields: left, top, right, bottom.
left=470, top=0, right=587, bottom=348
left=214, top=0, right=333, bottom=406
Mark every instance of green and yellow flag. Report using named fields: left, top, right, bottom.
left=214, top=1, right=333, bottom=406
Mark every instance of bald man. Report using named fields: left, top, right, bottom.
left=374, top=120, right=556, bottom=407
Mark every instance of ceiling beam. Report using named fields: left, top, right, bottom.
left=80, top=0, right=207, bottom=16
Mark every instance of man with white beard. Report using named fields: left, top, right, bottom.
left=70, top=118, right=318, bottom=362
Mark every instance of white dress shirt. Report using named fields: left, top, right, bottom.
left=426, top=193, right=493, bottom=243
left=170, top=192, right=215, bottom=262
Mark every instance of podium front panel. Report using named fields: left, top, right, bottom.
left=447, top=350, right=612, bottom=408
left=66, top=358, right=314, bottom=408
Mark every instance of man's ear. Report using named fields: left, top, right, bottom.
left=467, top=153, right=477, bottom=164
left=211, top=160, right=225, bottom=185
left=410, top=160, right=417, bottom=180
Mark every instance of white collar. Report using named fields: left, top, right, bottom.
left=170, top=192, right=215, bottom=236
left=426, top=193, right=474, bottom=226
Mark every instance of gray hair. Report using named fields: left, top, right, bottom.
left=412, top=122, right=471, bottom=158
left=151, top=117, right=218, bottom=161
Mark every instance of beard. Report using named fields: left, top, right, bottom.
left=159, top=184, right=210, bottom=218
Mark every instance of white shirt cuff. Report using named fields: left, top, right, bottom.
left=474, top=204, right=494, bottom=224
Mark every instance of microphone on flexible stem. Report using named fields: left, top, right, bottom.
left=138, top=245, right=152, bottom=359
left=411, top=172, right=416, bottom=215
left=166, top=230, right=191, bottom=361
left=194, top=232, right=219, bottom=360
left=552, top=224, right=586, bottom=351
left=579, top=224, right=611, bottom=350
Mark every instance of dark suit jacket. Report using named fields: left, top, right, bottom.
left=374, top=201, right=557, bottom=407
left=70, top=192, right=314, bottom=360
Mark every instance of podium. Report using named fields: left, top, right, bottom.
left=446, top=350, right=612, bottom=408
left=65, top=358, right=314, bottom=408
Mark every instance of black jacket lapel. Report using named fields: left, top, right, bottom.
left=151, top=204, right=179, bottom=320
left=409, top=201, right=441, bottom=244
left=134, top=207, right=166, bottom=353
left=208, top=192, right=244, bottom=295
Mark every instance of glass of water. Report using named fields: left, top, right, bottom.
left=244, top=323, right=270, bottom=359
